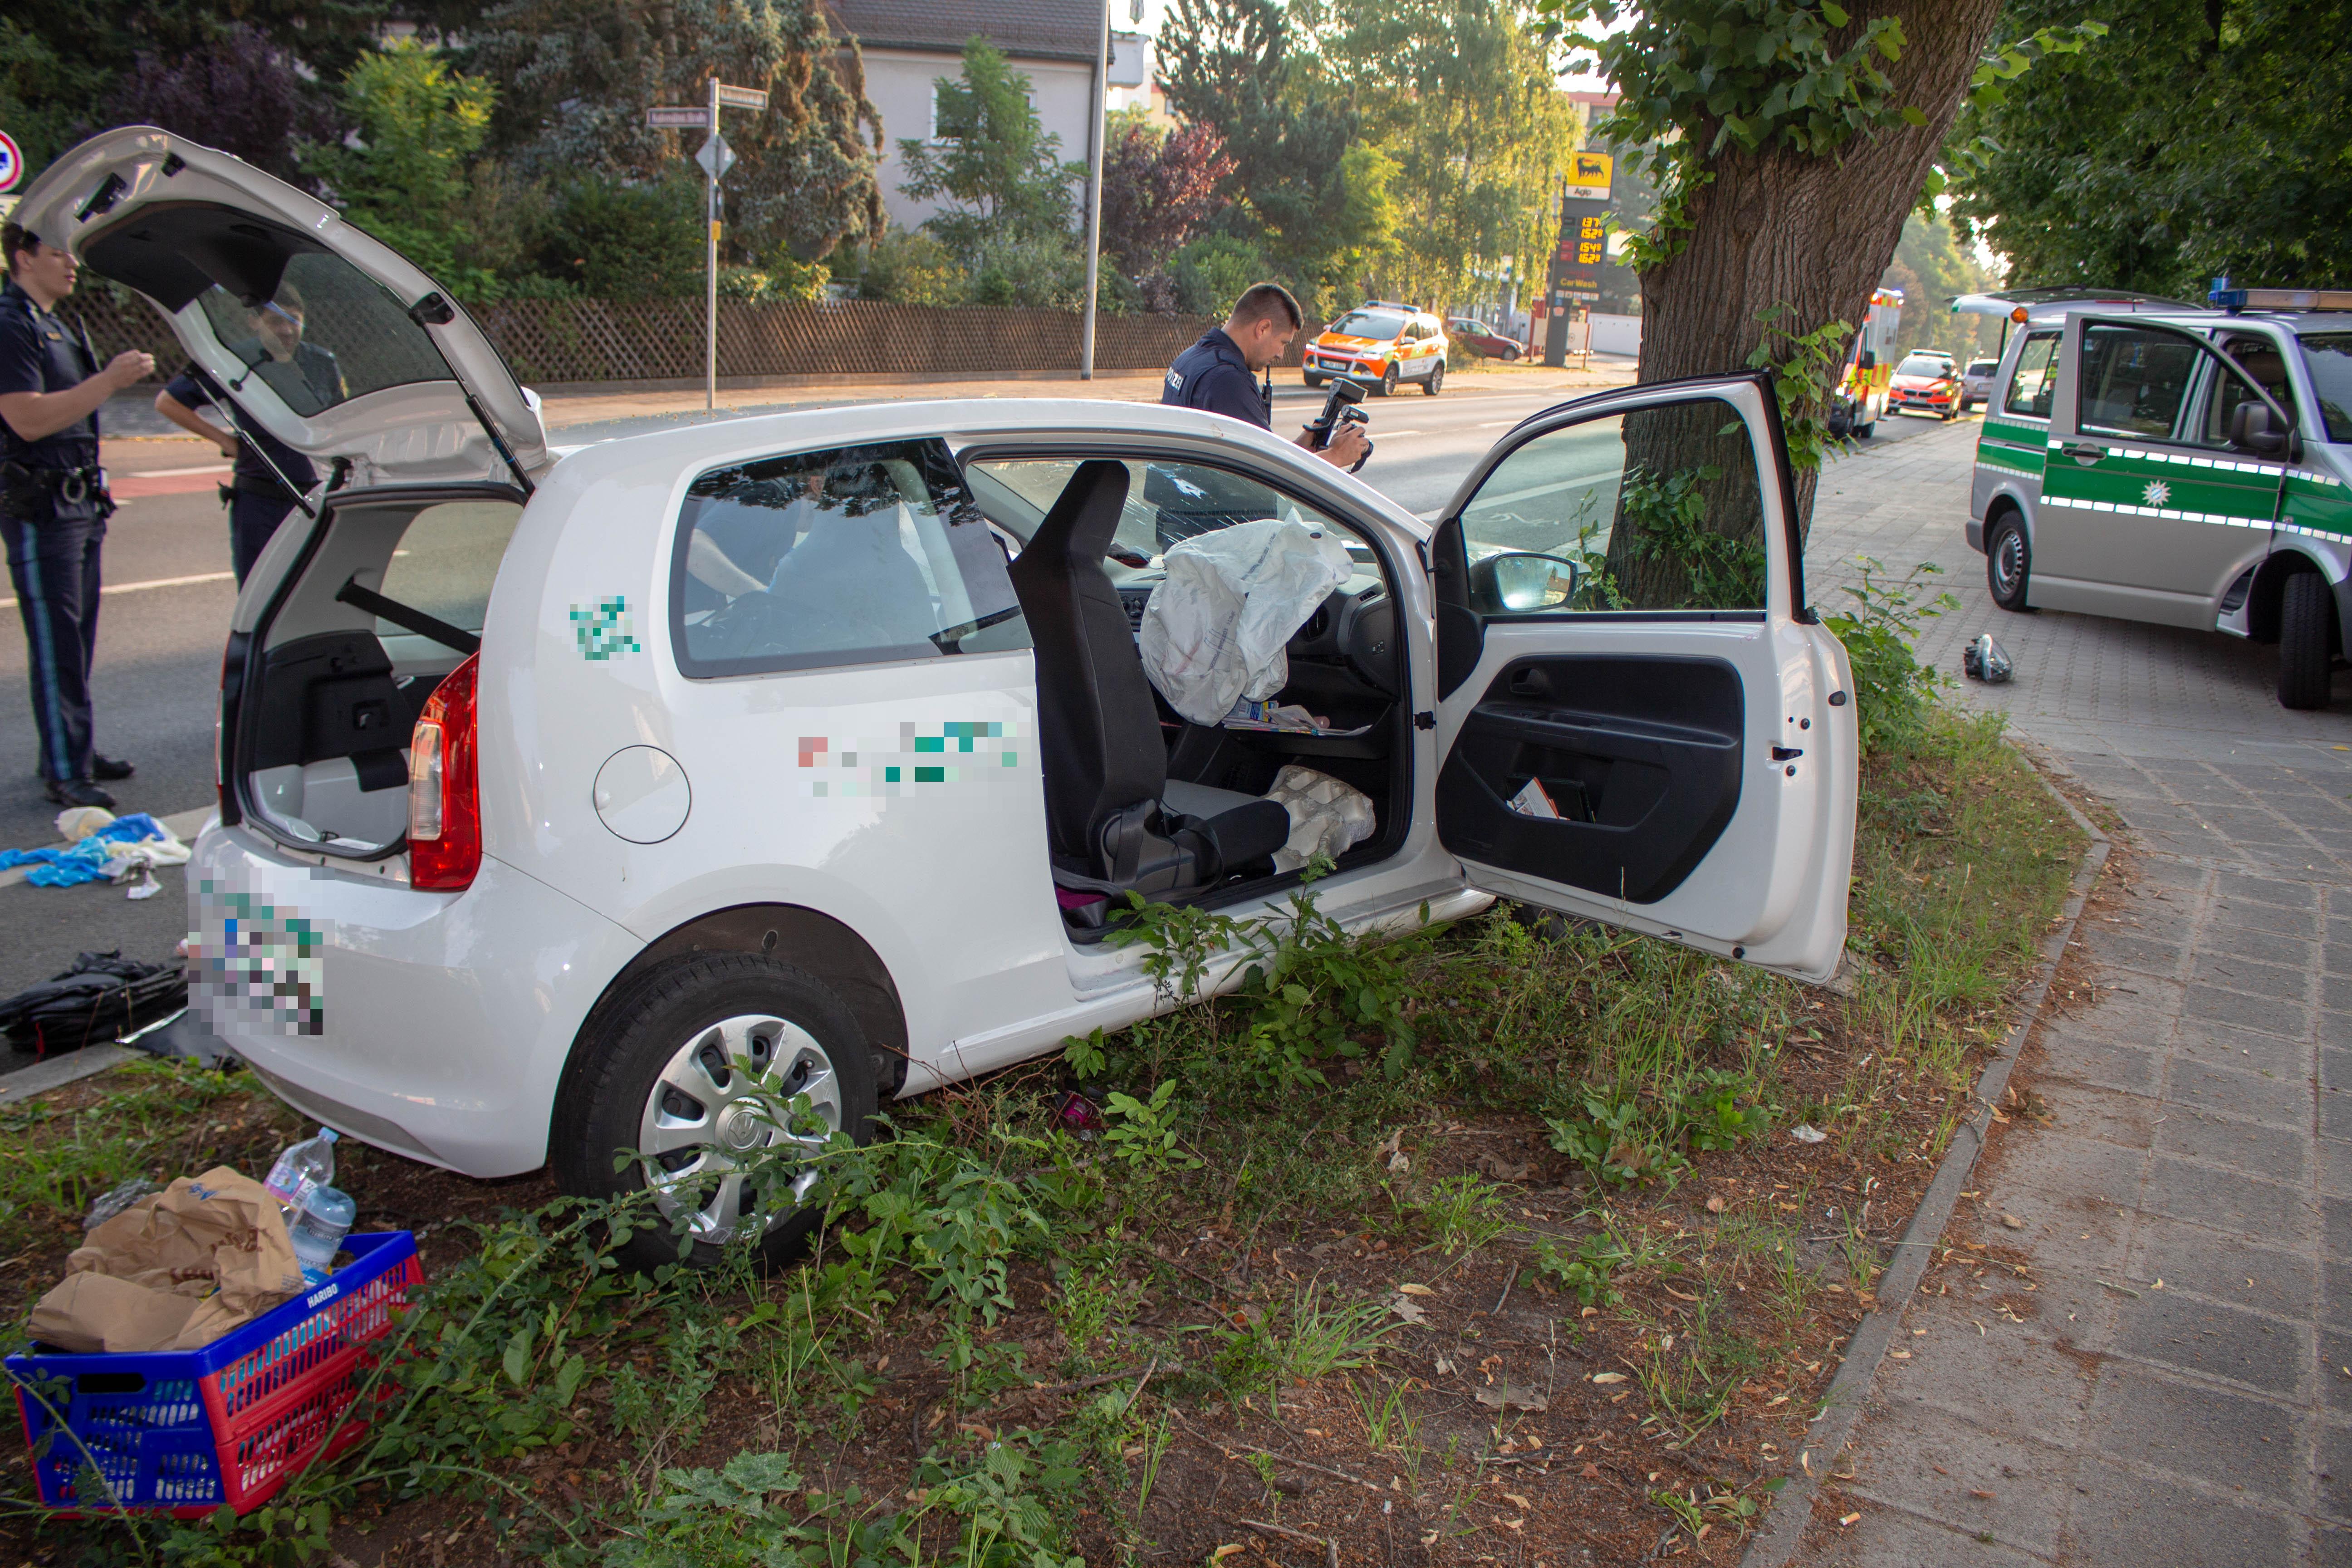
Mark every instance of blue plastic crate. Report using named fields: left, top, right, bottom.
left=8, top=1230, right=421, bottom=1515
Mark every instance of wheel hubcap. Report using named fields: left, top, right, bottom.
left=636, top=1013, right=842, bottom=1243
left=1994, top=533, right=2024, bottom=595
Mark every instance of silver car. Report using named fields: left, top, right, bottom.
left=1959, top=358, right=1999, bottom=412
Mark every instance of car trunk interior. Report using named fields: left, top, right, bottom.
left=231, top=486, right=523, bottom=857
left=963, top=456, right=1411, bottom=939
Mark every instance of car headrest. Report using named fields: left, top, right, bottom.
left=1027, top=460, right=1130, bottom=568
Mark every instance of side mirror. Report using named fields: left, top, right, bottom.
left=1473, top=552, right=1582, bottom=612
left=2229, top=400, right=2289, bottom=456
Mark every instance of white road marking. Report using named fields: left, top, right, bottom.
left=127, top=463, right=234, bottom=478
left=0, top=570, right=235, bottom=611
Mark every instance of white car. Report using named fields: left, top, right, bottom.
left=18, top=130, right=1858, bottom=1266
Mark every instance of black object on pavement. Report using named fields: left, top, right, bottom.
left=1963, top=632, right=2014, bottom=684
left=0, top=951, right=188, bottom=1057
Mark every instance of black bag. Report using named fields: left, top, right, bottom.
left=0, top=951, right=188, bottom=1057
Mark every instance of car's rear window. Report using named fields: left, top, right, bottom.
left=670, top=437, right=1024, bottom=677
left=2298, top=333, right=2352, bottom=443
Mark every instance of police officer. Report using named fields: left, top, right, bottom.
left=1163, top=282, right=1371, bottom=470
left=154, top=284, right=346, bottom=585
left=0, top=221, right=151, bottom=809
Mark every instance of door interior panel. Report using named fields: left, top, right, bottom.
left=1437, top=654, right=1744, bottom=904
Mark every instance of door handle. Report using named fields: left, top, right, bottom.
left=2063, top=442, right=2106, bottom=465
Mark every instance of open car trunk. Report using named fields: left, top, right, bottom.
left=225, top=486, right=524, bottom=857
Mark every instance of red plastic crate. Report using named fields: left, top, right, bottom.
left=8, top=1231, right=422, bottom=1516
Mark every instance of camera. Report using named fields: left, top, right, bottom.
left=1305, top=378, right=1373, bottom=473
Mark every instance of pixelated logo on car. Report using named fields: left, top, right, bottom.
left=189, top=877, right=325, bottom=1036
left=570, top=596, right=642, bottom=661
left=796, top=720, right=1024, bottom=797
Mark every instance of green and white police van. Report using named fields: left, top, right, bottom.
left=1963, top=284, right=2352, bottom=709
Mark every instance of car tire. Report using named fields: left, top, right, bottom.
left=2278, top=571, right=2338, bottom=710
left=1986, top=514, right=2033, bottom=612
left=1503, top=346, right=1521, bottom=362
left=1856, top=421, right=1875, bottom=440
left=552, top=952, right=878, bottom=1274
left=1423, top=362, right=1444, bottom=396
left=1305, top=374, right=1325, bottom=389
left=1377, top=365, right=1398, bottom=397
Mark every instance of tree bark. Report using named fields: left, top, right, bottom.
left=1636, top=0, right=2005, bottom=536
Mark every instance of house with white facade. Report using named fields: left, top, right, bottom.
left=828, top=0, right=1148, bottom=235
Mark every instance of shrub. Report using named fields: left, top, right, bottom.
left=857, top=230, right=970, bottom=306
left=1169, top=234, right=1274, bottom=318
left=538, top=174, right=706, bottom=301
left=1822, top=555, right=1957, bottom=758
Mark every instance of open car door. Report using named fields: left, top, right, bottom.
left=1430, top=372, right=1856, bottom=983
left=11, top=126, right=548, bottom=489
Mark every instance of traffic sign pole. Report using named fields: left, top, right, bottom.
left=706, top=77, right=720, bottom=411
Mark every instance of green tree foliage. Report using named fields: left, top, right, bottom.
left=1308, top=0, right=1580, bottom=314
left=537, top=174, right=707, bottom=301
left=302, top=41, right=500, bottom=289
left=855, top=231, right=971, bottom=306
left=893, top=39, right=1087, bottom=308
left=897, top=39, right=1081, bottom=261
left=1882, top=210, right=2000, bottom=359
left=467, top=0, right=884, bottom=262
left=1156, top=0, right=1392, bottom=316
left=1950, top=0, right=2352, bottom=296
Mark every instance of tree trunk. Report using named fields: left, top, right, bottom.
left=1636, top=0, right=2005, bottom=537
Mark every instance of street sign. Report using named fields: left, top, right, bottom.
left=0, top=132, right=22, bottom=195
left=695, top=133, right=735, bottom=180
left=1563, top=150, right=1612, bottom=202
left=714, top=83, right=769, bottom=110
left=647, top=107, right=711, bottom=128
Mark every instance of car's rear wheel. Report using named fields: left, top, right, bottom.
left=1502, top=346, right=1521, bottom=362
left=2278, top=571, right=2338, bottom=710
left=1986, top=514, right=2033, bottom=612
left=1423, top=361, right=1445, bottom=396
left=554, top=952, right=877, bottom=1274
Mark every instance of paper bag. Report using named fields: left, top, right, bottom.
left=28, top=1167, right=306, bottom=1353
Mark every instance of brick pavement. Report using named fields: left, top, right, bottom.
left=1783, top=422, right=2352, bottom=1563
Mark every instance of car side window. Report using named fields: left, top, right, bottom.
left=2075, top=323, right=2199, bottom=440
left=671, top=437, right=1025, bottom=677
left=1456, top=396, right=1767, bottom=614
left=2003, top=333, right=2061, bottom=418
left=2189, top=335, right=2298, bottom=449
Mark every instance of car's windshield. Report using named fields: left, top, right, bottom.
left=1897, top=354, right=1953, bottom=377
left=1331, top=310, right=1406, bottom=340
left=2298, top=333, right=2352, bottom=442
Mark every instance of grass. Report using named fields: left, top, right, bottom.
left=0, top=696, right=2087, bottom=1566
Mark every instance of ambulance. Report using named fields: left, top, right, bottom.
left=1826, top=288, right=1903, bottom=439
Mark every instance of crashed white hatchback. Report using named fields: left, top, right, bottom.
left=18, top=129, right=1857, bottom=1264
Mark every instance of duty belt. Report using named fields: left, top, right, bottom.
left=1, top=461, right=110, bottom=507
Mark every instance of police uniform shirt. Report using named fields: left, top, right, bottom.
left=1161, top=328, right=1271, bottom=430
left=0, top=278, right=100, bottom=472
left=163, top=339, right=345, bottom=496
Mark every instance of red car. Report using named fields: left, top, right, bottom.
left=1887, top=351, right=1963, bottom=418
left=1446, top=317, right=1524, bottom=361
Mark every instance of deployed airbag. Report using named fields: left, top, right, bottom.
left=1138, top=519, right=1352, bottom=725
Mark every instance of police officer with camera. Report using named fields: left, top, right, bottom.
left=1163, top=283, right=1371, bottom=470
left=0, top=221, right=151, bottom=809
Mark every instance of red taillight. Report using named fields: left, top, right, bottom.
left=408, top=653, right=481, bottom=892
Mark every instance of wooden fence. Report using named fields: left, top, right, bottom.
left=68, top=293, right=1298, bottom=386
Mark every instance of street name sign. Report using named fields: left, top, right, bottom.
left=647, top=107, right=711, bottom=128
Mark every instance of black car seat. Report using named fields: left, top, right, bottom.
left=1007, top=460, right=1290, bottom=896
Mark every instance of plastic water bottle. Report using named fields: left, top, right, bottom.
left=263, top=1127, right=339, bottom=1217
left=290, top=1185, right=356, bottom=1285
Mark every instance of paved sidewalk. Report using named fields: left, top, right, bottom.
left=1788, top=422, right=2352, bottom=1563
